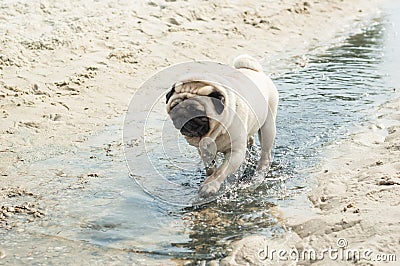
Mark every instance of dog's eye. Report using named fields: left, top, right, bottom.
left=208, top=91, right=223, bottom=100
left=208, top=91, right=224, bottom=114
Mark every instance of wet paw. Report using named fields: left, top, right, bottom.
left=198, top=181, right=221, bottom=199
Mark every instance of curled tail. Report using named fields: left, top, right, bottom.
left=233, top=54, right=263, bottom=72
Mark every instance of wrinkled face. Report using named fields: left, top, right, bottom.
left=168, top=98, right=210, bottom=137
left=166, top=82, right=225, bottom=138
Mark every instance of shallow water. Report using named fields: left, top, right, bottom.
left=3, top=6, right=400, bottom=264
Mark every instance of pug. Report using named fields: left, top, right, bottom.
left=166, top=55, right=279, bottom=199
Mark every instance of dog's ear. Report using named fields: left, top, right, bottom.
left=208, top=91, right=224, bottom=114
left=166, top=84, right=175, bottom=104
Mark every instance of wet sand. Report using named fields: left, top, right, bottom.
left=220, top=96, right=400, bottom=265
left=2, top=0, right=397, bottom=265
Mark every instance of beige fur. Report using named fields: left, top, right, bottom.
left=166, top=55, right=279, bottom=199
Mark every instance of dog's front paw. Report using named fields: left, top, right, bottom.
left=198, top=180, right=221, bottom=199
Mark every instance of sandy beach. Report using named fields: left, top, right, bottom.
left=1, top=0, right=398, bottom=265
left=220, top=96, right=400, bottom=265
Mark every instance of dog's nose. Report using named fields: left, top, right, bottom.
left=179, top=116, right=210, bottom=137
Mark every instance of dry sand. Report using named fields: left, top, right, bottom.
left=1, top=0, right=398, bottom=265
left=295, top=97, right=400, bottom=265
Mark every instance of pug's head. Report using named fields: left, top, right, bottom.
left=166, top=82, right=225, bottom=138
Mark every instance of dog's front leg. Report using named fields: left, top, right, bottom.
left=198, top=138, right=217, bottom=176
left=198, top=147, right=246, bottom=198
left=198, top=148, right=216, bottom=176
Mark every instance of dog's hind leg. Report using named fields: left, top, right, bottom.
left=247, top=135, right=255, bottom=148
left=257, top=110, right=276, bottom=172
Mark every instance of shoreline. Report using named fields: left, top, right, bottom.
left=279, top=95, right=400, bottom=266
left=288, top=1, right=400, bottom=264
left=220, top=2, right=400, bottom=265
